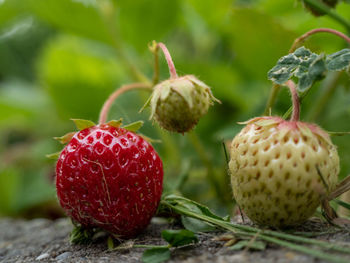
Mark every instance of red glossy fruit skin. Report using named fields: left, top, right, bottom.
left=56, top=124, right=163, bottom=238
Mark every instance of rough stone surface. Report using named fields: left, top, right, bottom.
left=0, top=217, right=349, bottom=263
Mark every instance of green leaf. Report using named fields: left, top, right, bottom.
left=268, top=47, right=327, bottom=92
left=118, top=0, right=180, bottom=52
left=37, top=35, right=125, bottom=119
left=163, top=195, right=230, bottom=222
left=142, top=247, right=171, bottom=263
left=161, top=229, right=198, bottom=247
left=54, top=132, right=76, bottom=144
left=25, top=0, right=113, bottom=44
left=122, top=121, right=144, bottom=132
left=181, top=215, right=216, bottom=233
left=107, top=119, right=123, bottom=128
left=229, top=240, right=266, bottom=251
left=0, top=0, right=24, bottom=28
left=71, top=119, right=95, bottom=130
left=326, top=49, right=350, bottom=71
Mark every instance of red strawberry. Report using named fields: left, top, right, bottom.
left=55, top=123, right=163, bottom=238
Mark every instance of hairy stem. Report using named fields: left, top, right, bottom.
left=289, top=28, right=350, bottom=53
left=99, top=83, right=152, bottom=124
left=284, top=80, right=300, bottom=122
left=264, top=27, right=350, bottom=115
left=157, top=42, right=178, bottom=79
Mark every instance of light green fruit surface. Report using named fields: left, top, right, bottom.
left=149, top=75, right=218, bottom=133
left=229, top=117, right=339, bottom=227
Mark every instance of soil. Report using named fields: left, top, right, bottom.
left=0, top=217, right=349, bottom=263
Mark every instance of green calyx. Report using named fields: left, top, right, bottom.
left=47, top=118, right=150, bottom=160
left=143, top=75, right=220, bottom=133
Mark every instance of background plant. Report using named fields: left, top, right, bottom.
left=1, top=0, right=350, bottom=220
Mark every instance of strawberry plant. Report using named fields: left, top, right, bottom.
left=2, top=1, right=350, bottom=263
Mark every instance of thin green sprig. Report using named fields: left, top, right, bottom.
left=161, top=195, right=350, bottom=263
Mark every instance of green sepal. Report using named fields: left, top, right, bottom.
left=70, top=225, right=95, bottom=245
left=71, top=119, right=95, bottom=130
left=139, top=134, right=162, bottom=144
left=254, top=118, right=279, bottom=127
left=297, top=122, right=313, bottom=138
left=46, top=151, right=61, bottom=160
left=54, top=132, right=76, bottom=144
left=188, top=75, right=221, bottom=104
left=122, top=121, right=144, bottom=132
left=107, top=118, right=123, bottom=128
left=170, top=78, right=194, bottom=108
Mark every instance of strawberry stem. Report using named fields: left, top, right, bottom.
left=157, top=42, right=178, bottom=79
left=99, top=83, right=152, bottom=124
left=284, top=80, right=300, bottom=122
left=289, top=28, right=350, bottom=53
left=264, top=27, right=350, bottom=116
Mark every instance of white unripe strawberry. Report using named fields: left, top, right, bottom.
left=229, top=81, right=339, bottom=227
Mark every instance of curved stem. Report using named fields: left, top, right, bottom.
left=264, top=27, right=350, bottom=115
left=289, top=28, right=350, bottom=53
left=157, top=42, right=178, bottom=79
left=284, top=80, right=300, bottom=122
left=99, top=83, right=152, bottom=124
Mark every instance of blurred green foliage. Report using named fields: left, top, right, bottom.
left=1, top=0, right=350, bottom=218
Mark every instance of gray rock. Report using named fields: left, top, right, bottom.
left=35, top=252, right=50, bottom=260
left=55, top=251, right=72, bottom=261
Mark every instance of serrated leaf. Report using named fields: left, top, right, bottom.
left=326, top=49, right=350, bottom=71
left=229, top=240, right=266, bottom=251
left=54, top=132, right=76, bottom=144
left=161, top=229, right=198, bottom=247
left=107, top=119, right=123, bottom=128
left=46, top=152, right=61, bottom=160
left=268, top=47, right=327, bottom=92
left=142, top=247, right=170, bottom=263
left=71, top=119, right=95, bottom=130
left=122, top=121, right=144, bottom=132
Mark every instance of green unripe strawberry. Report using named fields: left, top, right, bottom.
left=148, top=75, right=219, bottom=133
left=302, top=0, right=338, bottom=17
left=229, top=116, right=339, bottom=228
